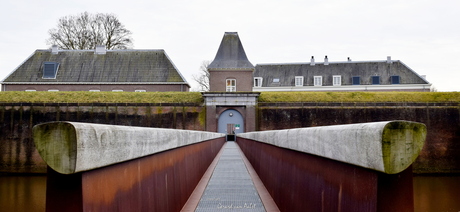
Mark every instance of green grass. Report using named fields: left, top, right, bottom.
left=1, top=91, right=459, bottom=103
left=258, top=92, right=460, bottom=102
left=0, top=91, right=203, bottom=103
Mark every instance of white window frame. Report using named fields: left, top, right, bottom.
left=254, top=77, right=263, bottom=87
left=112, top=89, right=123, bottom=92
left=135, top=90, right=146, bottom=92
left=226, top=79, right=236, bottom=92
left=333, top=75, right=342, bottom=86
left=314, top=76, right=322, bottom=86
left=48, top=89, right=59, bottom=92
left=89, top=89, right=101, bottom=92
left=295, top=76, right=304, bottom=87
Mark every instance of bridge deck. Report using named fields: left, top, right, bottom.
left=183, top=141, right=278, bottom=212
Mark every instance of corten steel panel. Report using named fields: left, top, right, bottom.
left=236, top=137, right=415, bottom=212
left=46, top=137, right=225, bottom=212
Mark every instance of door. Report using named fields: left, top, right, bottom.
left=218, top=109, right=244, bottom=134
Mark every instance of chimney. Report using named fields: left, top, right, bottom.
left=310, top=56, right=315, bottom=66
left=95, top=45, right=107, bottom=54
left=387, top=56, right=393, bottom=64
left=51, top=45, right=59, bottom=54
left=347, top=57, right=351, bottom=62
left=324, top=55, right=329, bottom=65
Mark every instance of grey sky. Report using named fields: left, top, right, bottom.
left=1, top=0, right=459, bottom=91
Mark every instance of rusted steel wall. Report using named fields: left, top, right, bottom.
left=257, top=102, right=460, bottom=174
left=0, top=102, right=205, bottom=173
left=45, top=137, right=225, bottom=212
left=237, top=137, right=414, bottom=212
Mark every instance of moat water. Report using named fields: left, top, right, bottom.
left=0, top=175, right=459, bottom=212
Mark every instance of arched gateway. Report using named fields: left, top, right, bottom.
left=218, top=109, right=244, bottom=134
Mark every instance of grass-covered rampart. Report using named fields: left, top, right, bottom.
left=258, top=92, right=460, bottom=102
left=0, top=91, right=203, bottom=103
left=1, top=91, right=460, bottom=103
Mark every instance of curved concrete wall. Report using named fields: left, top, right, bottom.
left=33, top=122, right=224, bottom=174
left=238, top=121, right=426, bottom=174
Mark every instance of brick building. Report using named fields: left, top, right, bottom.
left=1, top=46, right=189, bottom=92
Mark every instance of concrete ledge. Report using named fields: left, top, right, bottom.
left=238, top=121, right=426, bottom=174
left=33, top=122, right=225, bottom=174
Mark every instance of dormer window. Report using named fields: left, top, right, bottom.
left=352, top=76, right=360, bottom=85
left=314, top=76, right=322, bottom=86
left=372, top=76, right=380, bottom=85
left=43, top=62, right=59, bottom=79
left=333, top=75, right=342, bottom=86
left=295, top=76, right=304, bottom=86
left=254, top=77, right=263, bottom=87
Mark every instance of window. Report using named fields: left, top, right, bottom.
left=135, top=90, right=146, bottom=92
left=391, top=75, right=400, bottom=84
left=48, top=89, right=59, bottom=92
left=273, top=78, right=280, bottom=83
left=43, top=62, right=59, bottom=79
left=333, top=75, right=341, bottom=86
left=226, top=79, right=236, bottom=92
left=89, top=90, right=101, bottom=92
left=112, top=89, right=123, bottom=92
left=314, top=76, right=322, bottom=86
left=352, top=76, right=360, bottom=85
left=295, top=76, right=304, bottom=86
left=254, top=77, right=263, bottom=87
left=372, top=76, right=380, bottom=85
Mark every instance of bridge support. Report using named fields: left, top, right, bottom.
left=33, top=122, right=225, bottom=212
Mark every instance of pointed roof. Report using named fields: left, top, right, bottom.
left=208, top=32, right=254, bottom=70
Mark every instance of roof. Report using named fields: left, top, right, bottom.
left=208, top=32, right=254, bottom=70
left=254, top=60, right=430, bottom=87
left=2, top=49, right=189, bottom=85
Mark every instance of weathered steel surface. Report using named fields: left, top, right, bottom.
left=45, top=137, right=225, bottom=212
left=33, top=122, right=224, bottom=174
left=238, top=121, right=426, bottom=174
left=237, top=137, right=414, bottom=212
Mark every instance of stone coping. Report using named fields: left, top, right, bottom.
left=237, top=121, right=426, bottom=174
left=33, top=122, right=224, bottom=174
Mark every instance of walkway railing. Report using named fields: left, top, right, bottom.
left=33, top=120, right=426, bottom=212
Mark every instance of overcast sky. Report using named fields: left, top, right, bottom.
left=1, top=0, right=459, bottom=91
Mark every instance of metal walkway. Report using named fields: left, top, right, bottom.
left=194, top=142, right=267, bottom=212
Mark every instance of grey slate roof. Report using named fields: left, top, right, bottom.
left=2, top=49, right=189, bottom=85
left=254, top=60, right=429, bottom=87
left=208, top=32, right=255, bottom=70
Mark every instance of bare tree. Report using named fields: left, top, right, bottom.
left=46, top=12, right=133, bottom=50
left=193, top=61, right=211, bottom=91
